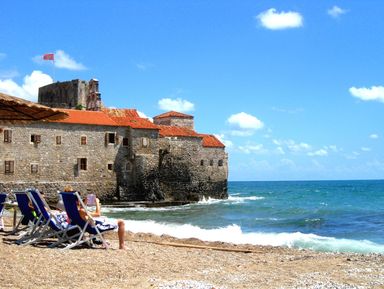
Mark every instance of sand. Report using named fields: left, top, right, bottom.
left=1, top=216, right=383, bottom=289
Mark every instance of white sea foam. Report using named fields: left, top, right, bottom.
left=121, top=219, right=384, bottom=254
left=227, top=195, right=265, bottom=203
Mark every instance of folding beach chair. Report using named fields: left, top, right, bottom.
left=12, top=191, right=41, bottom=243
left=24, top=189, right=81, bottom=247
left=0, top=193, right=7, bottom=231
left=60, top=191, right=115, bottom=250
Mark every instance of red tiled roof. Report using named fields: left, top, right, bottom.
left=52, top=109, right=158, bottom=130
left=199, top=134, right=225, bottom=148
left=158, top=125, right=201, bottom=138
left=104, top=109, right=158, bottom=129
left=154, top=111, right=193, bottom=119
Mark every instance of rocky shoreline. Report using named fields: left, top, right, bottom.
left=1, top=216, right=383, bottom=289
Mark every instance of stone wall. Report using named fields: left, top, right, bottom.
left=0, top=121, right=228, bottom=203
left=0, top=122, right=127, bottom=202
left=154, top=117, right=194, bottom=130
left=38, top=79, right=101, bottom=111
left=158, top=137, right=228, bottom=201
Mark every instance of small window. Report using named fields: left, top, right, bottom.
left=200, top=160, right=204, bottom=166
left=31, top=134, right=41, bottom=144
left=79, top=158, right=87, bottom=170
left=218, top=160, right=223, bottom=167
left=210, top=160, right=214, bottom=166
left=4, top=160, right=14, bottom=174
left=142, top=137, right=149, bottom=148
left=122, top=137, right=129, bottom=147
left=80, top=136, right=87, bottom=145
left=107, top=163, right=113, bottom=171
left=4, top=129, right=12, bottom=143
left=105, top=132, right=116, bottom=145
left=31, top=164, right=39, bottom=174
left=56, top=136, right=62, bottom=145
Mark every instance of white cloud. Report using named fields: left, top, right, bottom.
left=349, top=86, right=384, bottom=103
left=227, top=112, right=264, bottom=130
left=34, top=50, right=86, bottom=70
left=158, top=98, right=194, bottom=112
left=273, top=139, right=312, bottom=154
left=370, top=134, right=379, bottom=139
left=0, top=70, right=53, bottom=101
left=327, top=6, right=347, bottom=18
left=54, top=50, right=86, bottom=70
left=308, top=149, right=328, bottom=157
left=256, top=8, right=303, bottom=30
left=227, top=112, right=264, bottom=137
left=275, top=147, right=285, bottom=155
left=238, top=144, right=266, bottom=154
left=137, top=110, right=153, bottom=122
left=361, top=147, right=371, bottom=152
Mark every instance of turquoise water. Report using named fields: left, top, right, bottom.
left=104, top=180, right=384, bottom=253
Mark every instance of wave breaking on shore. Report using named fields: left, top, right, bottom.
left=118, top=219, right=384, bottom=254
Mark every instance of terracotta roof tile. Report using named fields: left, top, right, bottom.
left=53, top=109, right=116, bottom=126
left=199, top=134, right=225, bottom=148
left=154, top=111, right=193, bottom=119
left=158, top=125, right=201, bottom=138
left=52, top=109, right=158, bottom=130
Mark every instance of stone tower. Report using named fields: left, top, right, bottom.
left=38, top=79, right=102, bottom=111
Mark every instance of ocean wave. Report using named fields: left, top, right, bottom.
left=228, top=195, right=265, bottom=203
left=102, top=205, right=189, bottom=213
left=120, top=220, right=384, bottom=254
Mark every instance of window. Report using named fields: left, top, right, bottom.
left=209, top=160, right=214, bottom=166
left=142, top=137, right=149, bottom=148
left=56, top=136, right=62, bottom=145
left=31, top=134, right=41, bottom=144
left=218, top=160, right=223, bottom=167
left=78, top=158, right=87, bottom=170
left=122, top=137, right=129, bottom=147
left=31, top=164, right=39, bottom=174
left=4, top=129, right=12, bottom=143
left=105, top=132, right=116, bottom=145
left=80, top=136, right=87, bottom=145
left=4, top=160, right=14, bottom=174
left=107, top=163, right=113, bottom=171
left=200, top=160, right=204, bottom=166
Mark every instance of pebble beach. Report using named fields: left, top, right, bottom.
left=1, top=217, right=383, bottom=289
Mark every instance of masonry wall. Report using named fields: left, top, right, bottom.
left=154, top=118, right=194, bottom=130
left=0, top=123, right=128, bottom=202
left=158, top=137, right=228, bottom=201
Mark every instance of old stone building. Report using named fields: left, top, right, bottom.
left=0, top=79, right=228, bottom=203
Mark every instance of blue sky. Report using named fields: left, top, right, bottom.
left=1, top=1, right=383, bottom=181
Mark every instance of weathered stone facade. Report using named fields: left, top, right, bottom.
left=0, top=80, right=228, bottom=204
left=39, top=79, right=102, bottom=111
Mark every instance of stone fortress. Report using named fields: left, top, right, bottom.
left=0, top=79, right=228, bottom=203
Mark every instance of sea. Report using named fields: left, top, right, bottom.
left=103, top=180, right=384, bottom=254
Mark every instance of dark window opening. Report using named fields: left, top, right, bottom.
left=31, top=164, right=38, bottom=174
left=81, top=136, right=87, bottom=145
left=4, top=160, right=14, bottom=174
left=210, top=160, right=214, bottom=166
left=218, top=160, right=223, bottom=167
left=79, top=158, right=87, bottom=170
left=200, top=160, right=204, bottom=166
left=4, top=129, right=12, bottom=143
left=31, top=134, right=41, bottom=143
left=56, top=136, right=62, bottom=145
left=122, top=137, right=129, bottom=146
left=107, top=163, right=113, bottom=171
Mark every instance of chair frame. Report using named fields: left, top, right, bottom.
left=60, top=191, right=114, bottom=250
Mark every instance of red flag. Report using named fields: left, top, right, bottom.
left=43, top=53, right=54, bottom=60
